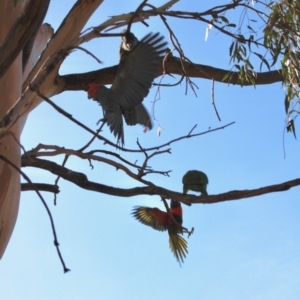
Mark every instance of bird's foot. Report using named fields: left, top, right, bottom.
left=182, top=226, right=194, bottom=238
left=97, top=117, right=106, bottom=126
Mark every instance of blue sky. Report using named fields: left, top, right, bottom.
left=1, top=1, right=300, bottom=299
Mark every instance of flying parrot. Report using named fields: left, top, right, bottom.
left=87, top=32, right=167, bottom=145
left=132, top=200, right=188, bottom=265
left=182, top=170, right=209, bottom=196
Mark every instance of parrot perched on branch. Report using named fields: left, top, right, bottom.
left=132, top=200, right=188, bottom=265
left=182, top=170, right=209, bottom=196
left=87, top=32, right=167, bottom=145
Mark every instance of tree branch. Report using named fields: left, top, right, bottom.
left=21, top=183, right=59, bottom=193
left=58, top=56, right=283, bottom=93
left=21, top=156, right=300, bottom=206
left=0, top=154, right=69, bottom=273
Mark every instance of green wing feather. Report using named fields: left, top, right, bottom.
left=132, top=206, right=168, bottom=231
left=132, top=204, right=189, bottom=266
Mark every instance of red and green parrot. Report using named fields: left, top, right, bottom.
left=87, top=32, right=167, bottom=145
left=132, top=200, right=188, bottom=265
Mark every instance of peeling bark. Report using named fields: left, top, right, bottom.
left=20, top=23, right=54, bottom=133
left=0, top=0, right=22, bottom=258
left=0, top=0, right=50, bottom=79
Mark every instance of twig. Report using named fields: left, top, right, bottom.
left=0, top=154, right=70, bottom=273
left=73, top=46, right=103, bottom=64
left=77, top=127, right=103, bottom=153
left=187, top=124, right=197, bottom=136
left=33, top=89, right=235, bottom=153
left=53, top=154, right=69, bottom=205
left=153, top=73, right=185, bottom=87
left=8, top=131, right=27, bottom=154
left=127, top=0, right=149, bottom=33
left=211, top=79, right=221, bottom=121
left=146, top=121, right=235, bottom=151
left=21, top=183, right=60, bottom=193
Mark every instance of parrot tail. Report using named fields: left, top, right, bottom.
left=168, top=228, right=188, bottom=266
left=105, top=106, right=124, bottom=145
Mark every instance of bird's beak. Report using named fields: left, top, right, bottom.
left=87, top=93, right=93, bottom=99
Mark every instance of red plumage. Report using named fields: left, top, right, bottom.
left=132, top=200, right=188, bottom=265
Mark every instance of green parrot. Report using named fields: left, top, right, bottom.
left=182, top=170, right=209, bottom=196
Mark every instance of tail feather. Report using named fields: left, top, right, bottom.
left=105, top=107, right=124, bottom=145
left=168, top=232, right=188, bottom=266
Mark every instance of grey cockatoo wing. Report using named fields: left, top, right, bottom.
left=111, top=32, right=167, bottom=109
left=95, top=85, right=111, bottom=112
left=135, top=103, right=152, bottom=129
left=95, top=86, right=124, bottom=142
left=123, top=103, right=152, bottom=129
left=104, top=103, right=124, bottom=145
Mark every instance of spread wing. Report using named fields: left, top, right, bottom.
left=111, top=32, right=168, bottom=108
left=123, top=103, right=152, bottom=129
left=132, top=206, right=169, bottom=232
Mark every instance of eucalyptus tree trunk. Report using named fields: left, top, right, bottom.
left=0, top=0, right=52, bottom=257
left=0, top=0, right=106, bottom=258
left=0, top=0, right=22, bottom=258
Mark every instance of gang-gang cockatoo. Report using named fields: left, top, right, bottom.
left=87, top=32, right=167, bottom=145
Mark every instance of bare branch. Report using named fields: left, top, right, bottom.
left=211, top=79, right=221, bottom=121
left=190, top=178, right=300, bottom=204
left=21, top=156, right=300, bottom=206
left=59, top=56, right=283, bottom=94
left=21, top=183, right=59, bottom=193
left=73, top=46, right=103, bottom=64
left=31, top=91, right=235, bottom=153
left=0, top=155, right=69, bottom=273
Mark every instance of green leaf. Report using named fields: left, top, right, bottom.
left=248, top=75, right=256, bottom=88
left=284, top=94, right=290, bottom=114
left=235, top=64, right=241, bottom=70
left=247, top=25, right=255, bottom=32
left=286, top=119, right=297, bottom=139
left=237, top=34, right=246, bottom=43
left=253, top=52, right=270, bottom=71
left=229, top=41, right=235, bottom=56
left=222, top=72, right=232, bottom=82
left=211, top=12, right=218, bottom=19
left=220, top=16, right=229, bottom=24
